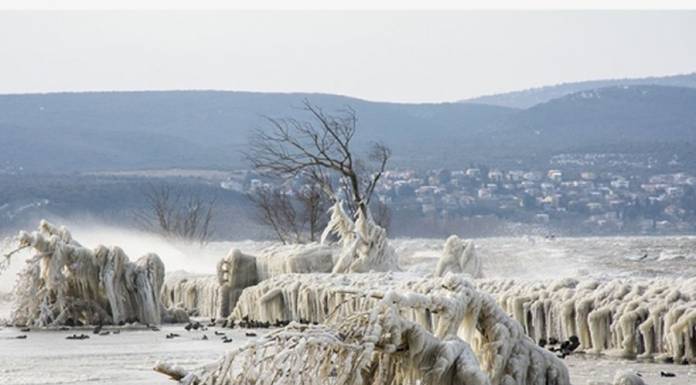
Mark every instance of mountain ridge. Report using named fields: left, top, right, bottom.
left=1, top=84, right=695, bottom=173
left=462, top=72, right=696, bottom=109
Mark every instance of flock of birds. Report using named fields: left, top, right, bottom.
left=7, top=317, right=269, bottom=343
left=537, top=335, right=677, bottom=378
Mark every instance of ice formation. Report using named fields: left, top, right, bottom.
left=478, top=277, right=696, bottom=363
left=228, top=272, right=569, bottom=385
left=162, top=248, right=257, bottom=318
left=162, top=275, right=227, bottom=318
left=158, top=300, right=491, bottom=385
left=435, top=235, right=483, bottom=278
left=9, top=220, right=183, bottom=326
left=162, top=243, right=336, bottom=318
left=162, top=199, right=403, bottom=319
left=254, top=242, right=335, bottom=281
left=322, top=201, right=399, bottom=273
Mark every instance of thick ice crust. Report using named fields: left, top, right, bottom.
left=229, top=272, right=569, bottom=385
left=162, top=244, right=334, bottom=318
left=478, top=277, right=696, bottom=363
left=161, top=305, right=492, bottom=385
left=162, top=248, right=258, bottom=318
left=254, top=242, right=335, bottom=281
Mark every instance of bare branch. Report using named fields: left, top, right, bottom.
left=246, top=101, right=391, bottom=241
left=134, top=184, right=216, bottom=245
left=247, top=182, right=328, bottom=244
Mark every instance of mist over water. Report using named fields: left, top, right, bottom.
left=3, top=219, right=694, bottom=294
left=2, top=218, right=693, bottom=334
left=0, top=221, right=274, bottom=293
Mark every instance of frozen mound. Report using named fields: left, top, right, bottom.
left=435, top=235, right=483, bottom=278
left=478, top=277, right=696, bottom=363
left=9, top=220, right=184, bottom=326
left=162, top=248, right=257, bottom=318
left=229, top=272, right=569, bottom=385
left=322, top=201, right=399, bottom=273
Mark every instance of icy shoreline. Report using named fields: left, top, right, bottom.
left=3, top=222, right=696, bottom=384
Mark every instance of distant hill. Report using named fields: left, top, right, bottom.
left=505, top=85, right=696, bottom=148
left=0, top=91, right=514, bottom=172
left=1, top=84, right=695, bottom=174
left=463, top=72, right=696, bottom=109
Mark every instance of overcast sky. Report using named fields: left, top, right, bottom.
left=1, top=11, right=695, bottom=102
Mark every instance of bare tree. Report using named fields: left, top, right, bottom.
left=135, top=184, right=216, bottom=245
left=247, top=186, right=296, bottom=244
left=247, top=100, right=391, bottom=221
left=247, top=182, right=328, bottom=244
left=297, top=184, right=329, bottom=242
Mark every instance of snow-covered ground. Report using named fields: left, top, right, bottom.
left=2, top=232, right=696, bottom=384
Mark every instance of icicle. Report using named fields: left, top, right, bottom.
left=161, top=248, right=259, bottom=318
left=227, top=272, right=569, bottom=385
left=478, top=277, right=696, bottom=363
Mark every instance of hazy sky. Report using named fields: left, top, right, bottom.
left=1, top=11, right=696, bottom=102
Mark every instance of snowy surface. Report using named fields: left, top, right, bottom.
left=564, top=354, right=696, bottom=385
left=0, top=324, right=267, bottom=385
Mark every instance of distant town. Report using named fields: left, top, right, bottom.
left=238, top=161, right=696, bottom=236
left=3, top=153, right=696, bottom=238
